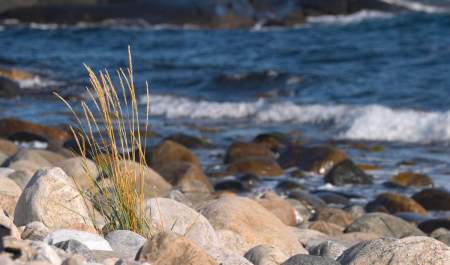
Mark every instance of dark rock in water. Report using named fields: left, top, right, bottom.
left=288, top=189, right=326, bottom=210
left=345, top=212, right=425, bottom=238
left=365, top=192, right=427, bottom=216
left=299, top=0, right=404, bottom=16
left=290, top=169, right=306, bottom=179
left=276, top=179, right=306, bottom=192
left=278, top=145, right=348, bottom=175
left=252, top=132, right=292, bottom=153
left=431, top=228, right=450, bottom=246
left=281, top=254, right=340, bottom=265
left=54, top=239, right=95, bottom=262
left=313, top=207, right=355, bottom=227
left=412, top=188, right=450, bottom=211
left=227, top=157, right=283, bottom=177
left=386, top=172, right=434, bottom=188
left=7, top=132, right=48, bottom=143
left=313, top=191, right=350, bottom=205
left=214, top=178, right=251, bottom=193
left=0, top=118, right=70, bottom=144
left=150, top=140, right=200, bottom=169
left=165, top=133, right=214, bottom=149
left=224, top=141, right=273, bottom=164
left=0, top=77, right=20, bottom=98
left=156, top=161, right=213, bottom=193
left=418, top=219, right=450, bottom=234
left=239, top=174, right=262, bottom=189
left=324, top=160, right=373, bottom=186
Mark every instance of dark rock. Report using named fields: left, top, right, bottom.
left=165, top=133, right=214, bottom=149
left=386, top=172, right=434, bottom=188
left=365, top=192, right=427, bottom=216
left=252, top=132, right=292, bottom=152
left=418, top=219, right=450, bottom=234
left=290, top=169, right=306, bottom=179
left=156, top=161, right=213, bottom=193
left=54, top=240, right=95, bottom=262
left=289, top=189, right=326, bottom=211
left=239, top=174, right=262, bottom=189
left=276, top=179, right=306, bottom=192
left=281, top=254, right=340, bottom=265
left=214, top=178, right=250, bottom=193
left=345, top=212, right=425, bottom=238
left=0, top=77, right=20, bottom=98
left=300, top=0, right=405, bottom=16
left=224, top=141, right=273, bottom=164
left=313, top=191, right=350, bottom=205
left=431, top=228, right=450, bottom=246
left=227, top=157, right=283, bottom=177
left=324, top=160, right=373, bottom=186
left=412, top=188, right=450, bottom=211
left=278, top=145, right=348, bottom=175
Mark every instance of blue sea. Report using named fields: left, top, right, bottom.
left=1, top=1, right=450, bottom=203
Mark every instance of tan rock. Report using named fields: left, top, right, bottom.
left=258, top=191, right=298, bottom=226
left=227, top=157, right=283, bottom=177
left=156, top=161, right=213, bottom=193
left=224, top=141, right=273, bottom=164
left=56, top=157, right=99, bottom=189
left=366, top=192, right=427, bottom=215
left=0, top=175, right=21, bottom=216
left=150, top=140, right=200, bottom=168
left=314, top=207, right=355, bottom=227
left=244, top=245, right=288, bottom=265
left=309, top=221, right=344, bottom=236
left=216, top=229, right=251, bottom=256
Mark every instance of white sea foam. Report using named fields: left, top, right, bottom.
left=381, top=0, right=449, bottom=13
left=17, top=76, right=61, bottom=89
left=143, top=94, right=450, bottom=143
left=307, top=10, right=393, bottom=25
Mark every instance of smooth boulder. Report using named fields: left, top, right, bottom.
left=324, top=160, right=373, bottom=186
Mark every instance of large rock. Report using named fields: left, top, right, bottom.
left=308, top=240, right=347, bottom=260
left=387, top=172, right=434, bottom=188
left=156, top=161, right=213, bottom=193
left=0, top=138, right=17, bottom=156
left=13, top=167, right=93, bottom=228
left=200, top=195, right=307, bottom=256
left=227, top=157, right=284, bottom=177
left=105, top=230, right=146, bottom=259
left=432, top=228, right=450, bottom=246
left=365, top=192, right=427, bottom=215
left=224, top=141, right=273, bottom=164
left=309, top=221, right=344, bottom=236
left=150, top=140, right=200, bottom=169
left=257, top=191, right=298, bottom=226
left=45, top=229, right=112, bottom=251
left=56, top=157, right=99, bottom=189
left=165, top=133, right=214, bottom=149
left=338, top=236, right=450, bottom=265
left=324, top=160, right=373, bottom=186
left=0, top=118, right=70, bottom=143
left=281, top=254, right=340, bottom=265
left=0, top=176, right=21, bottom=216
left=278, top=145, right=348, bottom=174
left=344, top=213, right=425, bottom=238
left=418, top=219, right=450, bottom=234
left=412, top=188, right=450, bottom=211
left=244, top=245, right=288, bottom=265
left=136, top=231, right=218, bottom=265
left=0, top=76, right=21, bottom=98
left=144, top=197, right=218, bottom=250
left=313, top=207, right=355, bottom=227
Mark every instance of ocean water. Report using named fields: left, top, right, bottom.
left=1, top=2, right=450, bottom=202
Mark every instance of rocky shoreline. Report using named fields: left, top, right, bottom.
left=0, top=0, right=406, bottom=28
left=0, top=117, right=449, bottom=265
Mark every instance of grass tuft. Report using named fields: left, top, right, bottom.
left=55, top=47, right=151, bottom=236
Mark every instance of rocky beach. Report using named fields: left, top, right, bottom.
left=1, top=0, right=450, bottom=265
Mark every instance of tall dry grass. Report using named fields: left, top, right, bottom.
left=55, top=47, right=151, bottom=236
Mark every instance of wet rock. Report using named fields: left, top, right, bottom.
left=258, top=191, right=299, bottom=226
left=345, top=212, right=425, bottom=238
left=337, top=236, right=450, bottom=265
left=227, top=157, right=283, bottom=177
left=387, top=172, right=434, bottom=188
left=216, top=229, right=251, bottom=256
left=200, top=195, right=307, bottom=256
left=309, top=221, right=344, bottom=236
left=136, top=231, right=218, bottom=265
left=144, top=197, right=218, bottom=250
left=290, top=169, right=306, bottom=179
left=214, top=178, right=251, bottom=193
left=225, top=141, right=274, bottom=164
left=0, top=138, right=17, bottom=156
left=150, top=140, right=200, bottom=168
left=313, top=207, right=355, bottom=227
left=287, top=199, right=312, bottom=224
left=0, top=175, right=21, bottom=216
left=239, top=174, right=262, bottom=189
left=313, top=191, right=350, bottom=205
left=281, top=254, right=340, bottom=265
left=54, top=239, right=96, bottom=262
left=55, top=157, right=99, bottom=189
left=165, top=133, right=214, bottom=149
left=156, top=161, right=213, bottom=193
left=418, top=218, right=450, bottom=234
left=0, top=118, right=70, bottom=143
left=244, top=244, right=288, bottom=265
left=275, top=179, right=306, bottom=192
left=45, top=229, right=112, bottom=251
left=365, top=192, right=427, bottom=215
left=308, top=240, right=347, bottom=260
left=412, top=188, right=450, bottom=211
left=252, top=132, right=292, bottom=153
left=288, top=189, right=326, bottom=210
left=117, top=160, right=172, bottom=197
left=432, top=228, right=450, bottom=246
left=105, top=230, right=146, bottom=259
left=278, top=145, right=348, bottom=175
left=14, top=167, right=93, bottom=229
left=324, top=160, right=373, bottom=186
left=21, top=221, right=50, bottom=241
left=0, top=76, right=21, bottom=98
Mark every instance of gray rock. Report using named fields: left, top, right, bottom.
left=244, top=245, right=288, bottom=265
left=104, top=230, right=146, bottom=259
left=344, top=212, right=425, bottom=238
left=324, top=160, right=373, bottom=186
left=55, top=239, right=96, bottom=262
left=338, top=236, right=450, bottom=265
left=308, top=240, right=347, bottom=260
left=432, top=228, right=450, bottom=246
left=45, top=229, right=112, bottom=251
left=281, top=254, right=340, bottom=265
left=21, top=221, right=50, bottom=241
left=205, top=246, right=253, bottom=265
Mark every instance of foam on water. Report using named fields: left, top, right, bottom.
left=307, top=10, right=394, bottom=24
left=16, top=76, right=61, bottom=89
left=144, top=94, right=450, bottom=143
left=381, top=0, right=450, bottom=13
